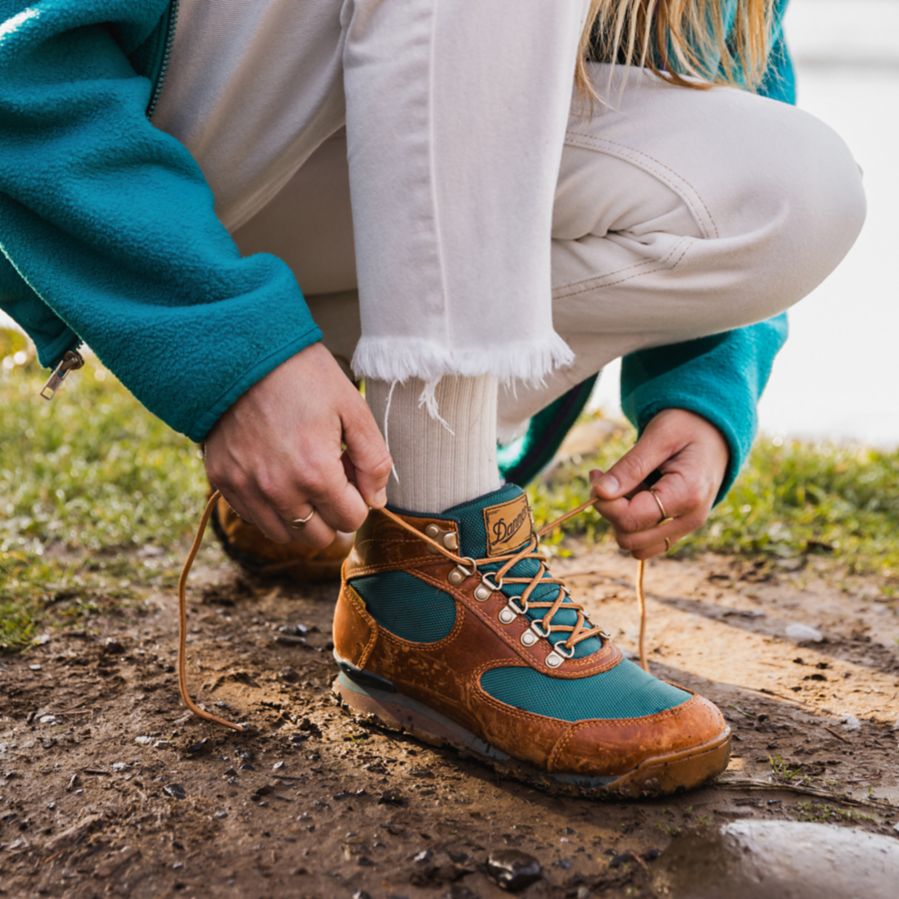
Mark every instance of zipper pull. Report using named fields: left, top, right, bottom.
left=40, top=349, right=84, bottom=401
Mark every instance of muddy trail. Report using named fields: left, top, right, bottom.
left=1, top=539, right=898, bottom=898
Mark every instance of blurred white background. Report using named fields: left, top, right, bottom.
left=592, top=0, right=899, bottom=446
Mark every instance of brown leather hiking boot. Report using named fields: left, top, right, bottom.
left=332, top=484, right=731, bottom=798
left=211, top=492, right=352, bottom=581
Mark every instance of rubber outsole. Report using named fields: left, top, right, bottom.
left=333, top=670, right=731, bottom=799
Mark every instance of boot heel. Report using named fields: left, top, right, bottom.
left=333, top=670, right=509, bottom=760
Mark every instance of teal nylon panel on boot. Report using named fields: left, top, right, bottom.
left=350, top=570, right=456, bottom=643
left=436, top=485, right=603, bottom=658
left=481, top=659, right=690, bottom=722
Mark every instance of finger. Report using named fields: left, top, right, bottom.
left=215, top=488, right=254, bottom=527
left=589, top=427, right=674, bottom=501
left=593, top=481, right=675, bottom=534
left=341, top=398, right=393, bottom=508
left=288, top=452, right=370, bottom=533
left=631, top=540, right=671, bottom=562
left=285, top=510, right=337, bottom=551
left=220, top=482, right=295, bottom=544
left=614, top=513, right=700, bottom=555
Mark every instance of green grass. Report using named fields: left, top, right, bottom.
left=1, top=327, right=896, bottom=650
left=0, top=330, right=205, bottom=650
left=529, top=417, right=898, bottom=593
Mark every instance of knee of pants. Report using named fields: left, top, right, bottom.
left=715, top=98, right=867, bottom=325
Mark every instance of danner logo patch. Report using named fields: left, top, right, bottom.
left=483, top=495, right=533, bottom=556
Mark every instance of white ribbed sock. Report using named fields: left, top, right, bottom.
left=366, top=376, right=502, bottom=513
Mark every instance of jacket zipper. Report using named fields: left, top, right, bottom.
left=40, top=2, right=179, bottom=400
left=40, top=346, right=85, bottom=400
left=146, top=0, right=180, bottom=120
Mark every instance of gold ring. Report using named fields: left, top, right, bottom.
left=649, top=489, right=669, bottom=525
left=664, top=536, right=672, bottom=552
left=289, top=510, right=315, bottom=528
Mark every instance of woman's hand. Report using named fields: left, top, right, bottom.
left=589, top=408, right=729, bottom=560
left=203, top=343, right=392, bottom=547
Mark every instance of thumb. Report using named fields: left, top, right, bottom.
left=341, top=400, right=393, bottom=509
left=590, top=433, right=670, bottom=500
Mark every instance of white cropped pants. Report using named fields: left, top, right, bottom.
left=152, top=0, right=865, bottom=435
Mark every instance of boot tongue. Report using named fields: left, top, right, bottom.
left=441, top=484, right=533, bottom=559
left=440, top=486, right=602, bottom=659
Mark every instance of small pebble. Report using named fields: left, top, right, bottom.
left=841, top=715, right=862, bottom=731
left=29, top=664, right=42, bottom=671
left=134, top=735, right=152, bottom=746
left=111, top=762, right=129, bottom=772
left=785, top=623, right=824, bottom=643
left=485, top=849, right=543, bottom=892
left=163, top=783, right=186, bottom=800
left=38, top=714, right=58, bottom=726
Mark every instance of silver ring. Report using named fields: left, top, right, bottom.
left=289, top=510, right=315, bottom=528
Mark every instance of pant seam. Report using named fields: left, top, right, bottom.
left=563, top=131, right=720, bottom=240
left=552, top=236, right=693, bottom=300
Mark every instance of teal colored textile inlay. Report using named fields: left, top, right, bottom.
left=480, top=660, right=689, bottom=722
left=438, top=486, right=603, bottom=659
left=351, top=571, right=456, bottom=643
left=385, top=486, right=605, bottom=659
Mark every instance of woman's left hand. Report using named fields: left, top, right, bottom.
left=589, top=408, right=730, bottom=560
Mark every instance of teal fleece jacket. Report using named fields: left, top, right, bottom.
left=0, top=0, right=790, bottom=497
left=0, top=0, right=322, bottom=440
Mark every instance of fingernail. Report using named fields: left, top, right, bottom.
left=596, top=474, right=619, bottom=496
left=373, top=488, right=388, bottom=508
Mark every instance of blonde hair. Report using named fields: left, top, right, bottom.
left=576, top=0, right=774, bottom=95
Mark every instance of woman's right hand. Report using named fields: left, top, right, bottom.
left=203, top=342, right=392, bottom=546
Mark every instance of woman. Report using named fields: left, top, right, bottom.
left=0, top=0, right=864, bottom=795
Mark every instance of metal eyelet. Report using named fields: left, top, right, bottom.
left=530, top=620, right=550, bottom=639
left=545, top=651, right=564, bottom=668
left=442, top=531, right=459, bottom=551
left=481, top=572, right=503, bottom=591
left=554, top=641, right=576, bottom=659
left=520, top=629, right=538, bottom=647
left=474, top=572, right=502, bottom=602
left=498, top=595, right=528, bottom=625
left=447, top=556, right=477, bottom=586
left=448, top=568, right=466, bottom=586
left=424, top=523, right=444, bottom=554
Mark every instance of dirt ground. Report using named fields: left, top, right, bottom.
left=1, top=539, right=897, bottom=898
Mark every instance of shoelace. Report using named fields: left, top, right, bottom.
left=177, top=491, right=651, bottom=733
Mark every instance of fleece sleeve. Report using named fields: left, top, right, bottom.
left=620, top=314, right=788, bottom=502
left=0, top=1, right=321, bottom=441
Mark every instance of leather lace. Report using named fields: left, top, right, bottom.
left=177, top=491, right=651, bottom=732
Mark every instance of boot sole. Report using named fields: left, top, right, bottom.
left=332, top=668, right=731, bottom=799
